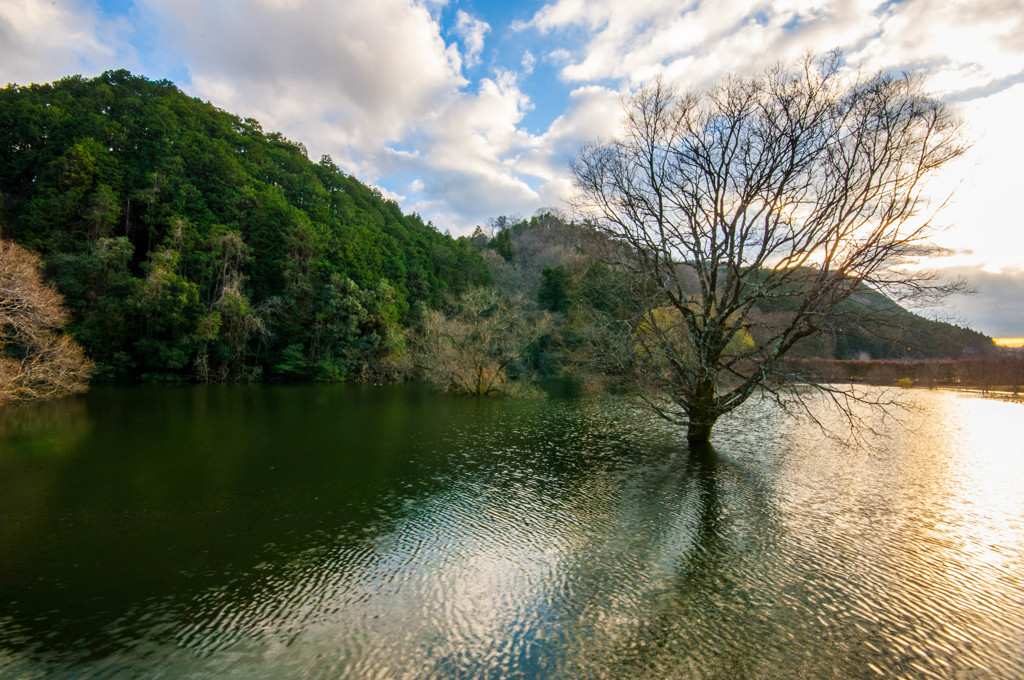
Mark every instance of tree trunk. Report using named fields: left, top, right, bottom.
left=686, top=418, right=715, bottom=444
left=686, top=381, right=719, bottom=444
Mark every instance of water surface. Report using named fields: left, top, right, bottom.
left=1, top=385, right=1022, bottom=678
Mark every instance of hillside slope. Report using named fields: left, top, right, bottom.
left=480, top=215, right=994, bottom=362
left=0, top=70, right=489, bottom=381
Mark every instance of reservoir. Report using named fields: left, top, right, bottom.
left=1, top=385, right=1022, bottom=678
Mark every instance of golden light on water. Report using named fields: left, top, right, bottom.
left=931, top=394, right=1024, bottom=592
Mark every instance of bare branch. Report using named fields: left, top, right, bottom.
left=570, top=54, right=969, bottom=444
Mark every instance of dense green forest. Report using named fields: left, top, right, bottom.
left=0, top=70, right=995, bottom=393
left=0, top=71, right=489, bottom=382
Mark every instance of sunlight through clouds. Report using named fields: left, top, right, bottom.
left=926, top=83, right=1024, bottom=272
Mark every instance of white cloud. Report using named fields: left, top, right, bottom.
left=383, top=71, right=542, bottom=230
left=923, top=82, right=1024, bottom=272
left=847, top=0, right=1024, bottom=99
left=521, top=50, right=536, bottom=74
left=546, top=48, right=573, bottom=64
left=932, top=265, right=1024, bottom=338
left=0, top=0, right=138, bottom=85
left=393, top=81, right=638, bottom=232
left=138, top=0, right=466, bottom=169
left=454, top=10, right=490, bottom=69
left=522, top=0, right=1024, bottom=99
left=517, top=0, right=1024, bottom=267
left=3, top=0, right=1021, bottom=255
left=556, top=0, right=771, bottom=85
left=538, top=85, right=624, bottom=149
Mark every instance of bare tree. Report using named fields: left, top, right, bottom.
left=1, top=237, right=94, bottom=402
left=571, top=54, right=968, bottom=443
left=415, top=287, right=551, bottom=397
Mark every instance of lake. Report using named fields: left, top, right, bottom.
left=1, top=384, right=1022, bottom=678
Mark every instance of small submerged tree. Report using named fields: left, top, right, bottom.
left=0, top=237, right=94, bottom=402
left=572, top=53, right=968, bottom=443
left=415, top=287, right=551, bottom=396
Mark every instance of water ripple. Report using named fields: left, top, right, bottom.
left=2, top=389, right=1023, bottom=678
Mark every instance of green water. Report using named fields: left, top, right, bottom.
left=1, top=384, right=1022, bottom=678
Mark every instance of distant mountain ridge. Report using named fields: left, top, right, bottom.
left=479, top=216, right=995, bottom=362
left=818, top=283, right=994, bottom=361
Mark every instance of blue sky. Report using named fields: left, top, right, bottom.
left=1, top=0, right=1023, bottom=339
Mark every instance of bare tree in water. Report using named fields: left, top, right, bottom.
left=416, top=287, right=551, bottom=397
left=571, top=53, right=968, bottom=444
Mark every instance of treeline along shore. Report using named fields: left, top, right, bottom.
left=791, top=355, right=1024, bottom=394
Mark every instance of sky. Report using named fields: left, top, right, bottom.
left=1, top=0, right=1023, bottom=340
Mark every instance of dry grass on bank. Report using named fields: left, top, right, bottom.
left=788, top=355, right=1024, bottom=395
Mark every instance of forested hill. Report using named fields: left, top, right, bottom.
left=479, top=216, right=995, bottom=363
left=0, top=70, right=490, bottom=382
